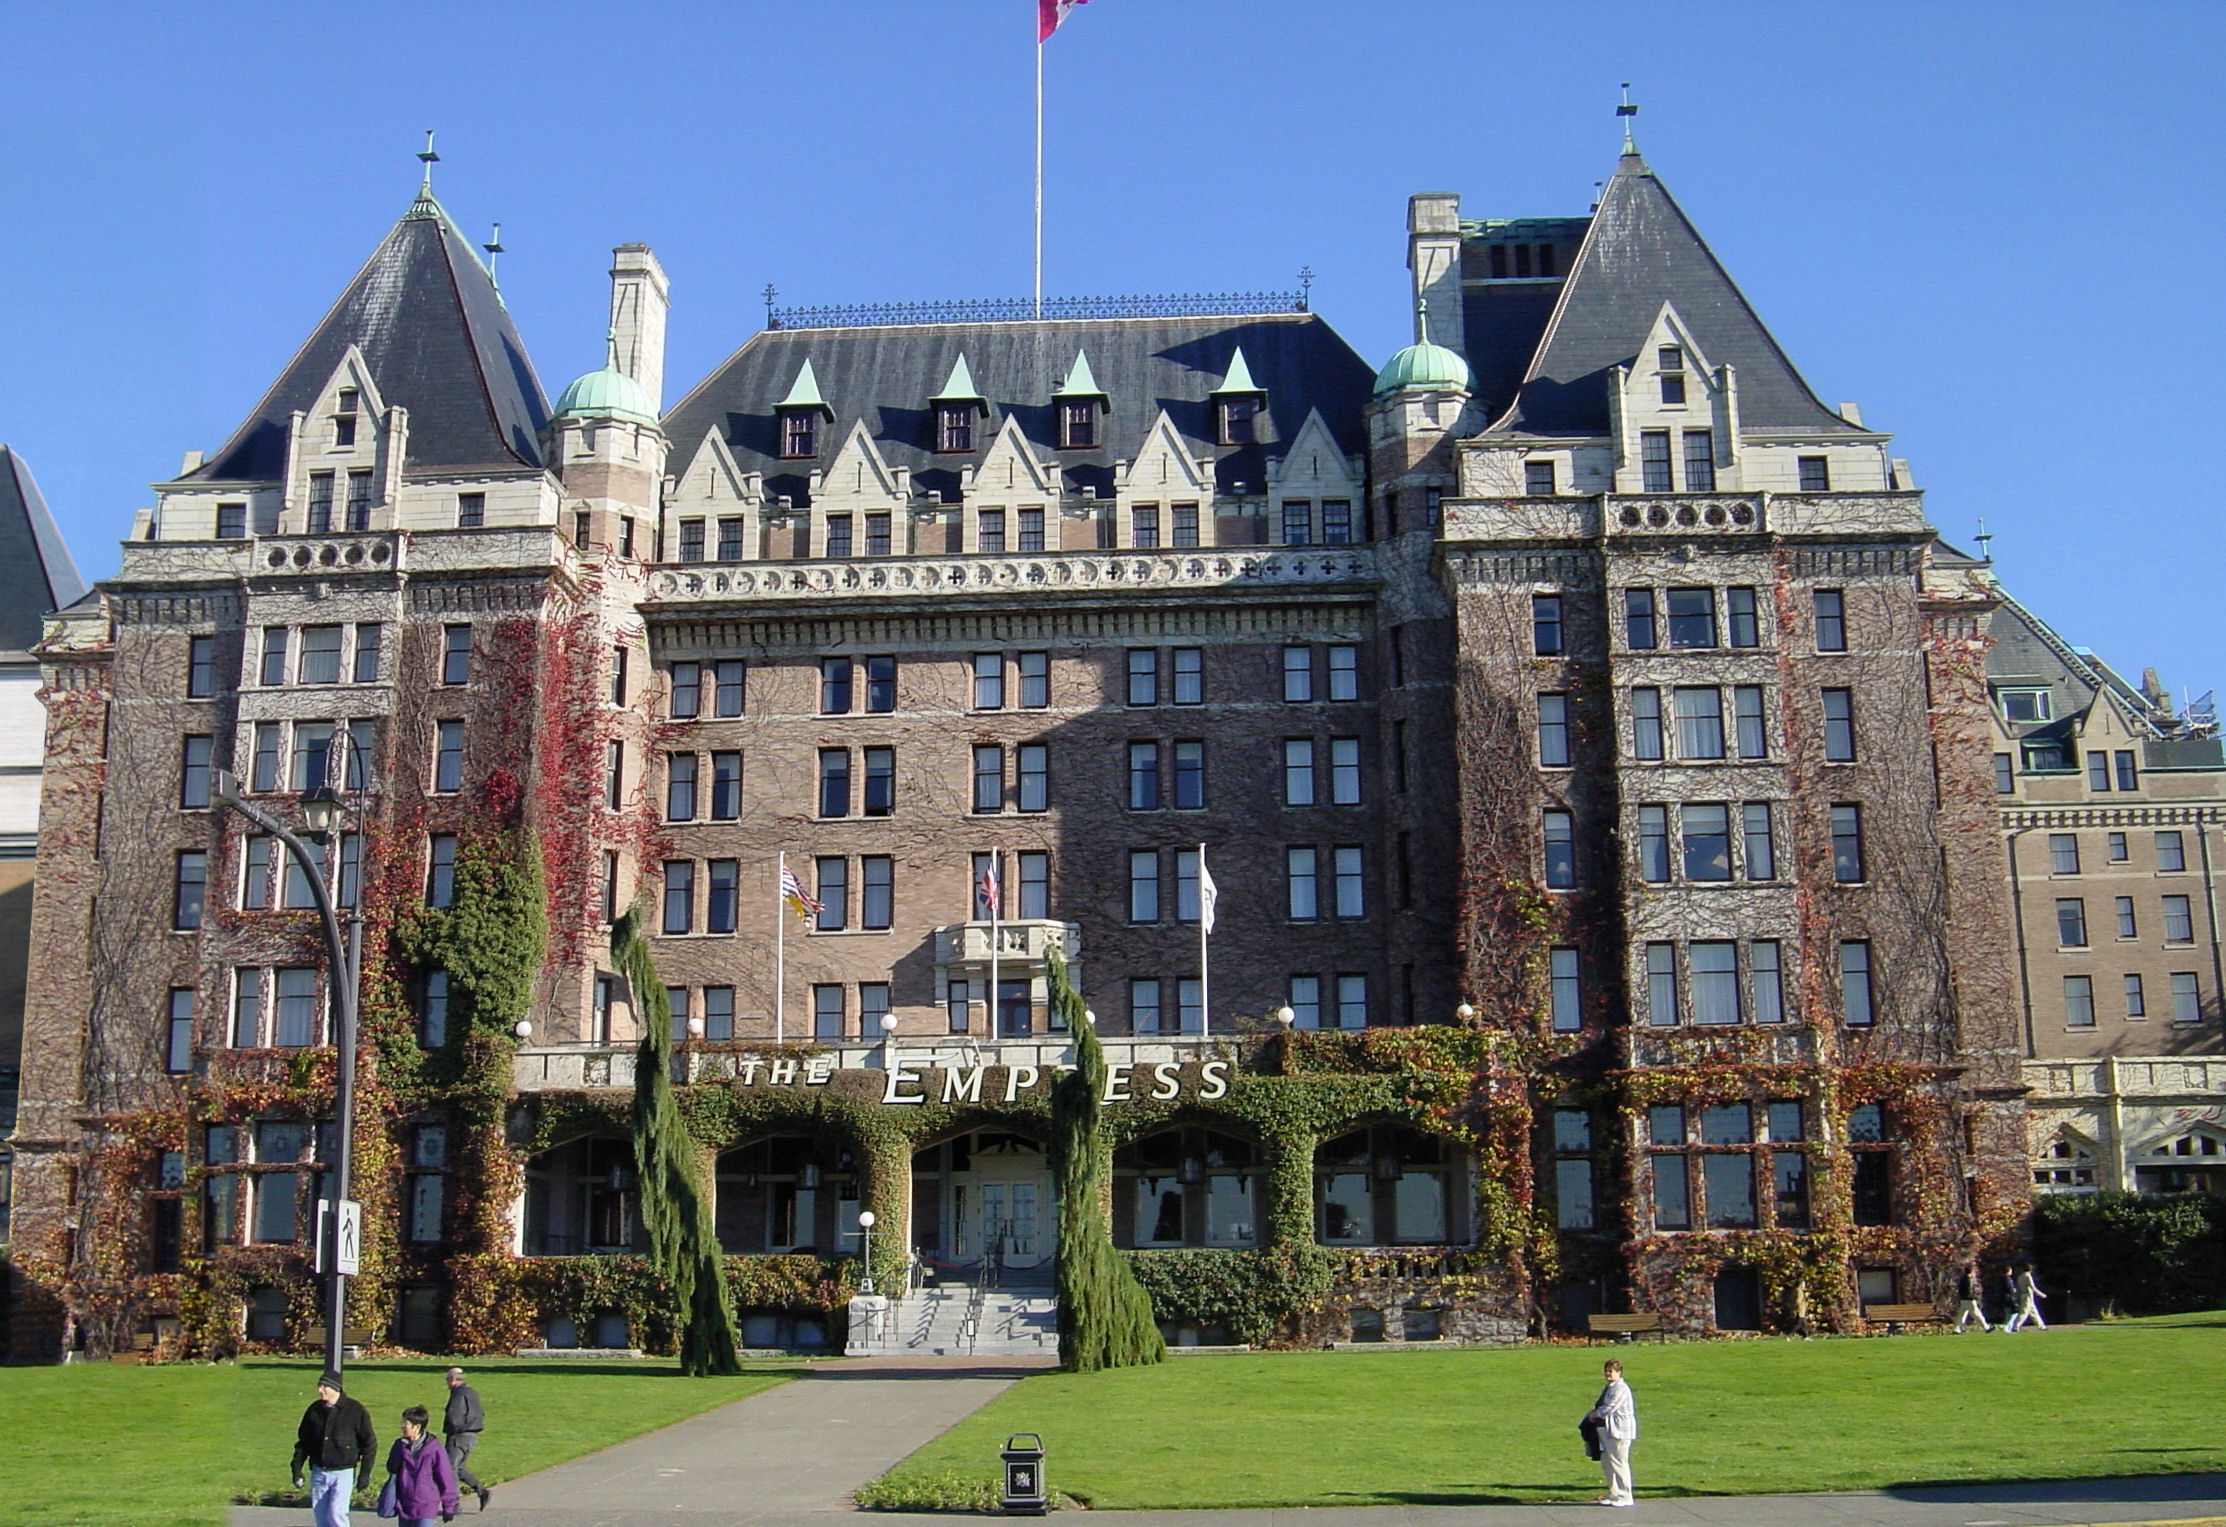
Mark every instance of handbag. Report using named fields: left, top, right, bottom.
left=1578, top=1414, right=1602, bottom=1461
left=375, top=1475, right=399, bottom=1519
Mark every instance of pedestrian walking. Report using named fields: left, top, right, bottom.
left=291, top=1371, right=376, bottom=1527
left=1953, top=1263, right=1991, bottom=1332
left=384, top=1405, right=460, bottom=1526
left=443, top=1365, right=494, bottom=1511
left=1582, top=1358, right=1638, bottom=1507
left=2005, top=1264, right=2048, bottom=1331
left=1998, top=1267, right=2019, bottom=1329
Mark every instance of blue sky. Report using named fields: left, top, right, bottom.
left=2, top=0, right=2220, bottom=695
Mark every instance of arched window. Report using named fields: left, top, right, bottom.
left=714, top=1137, right=851, bottom=1255
left=522, top=1137, right=640, bottom=1256
left=2031, top=1130, right=2098, bottom=1193
left=1114, top=1127, right=1259, bottom=1249
left=1314, top=1125, right=1457, bottom=1246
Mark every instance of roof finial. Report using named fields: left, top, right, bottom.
left=1415, top=294, right=1429, bottom=346
left=1974, top=518, right=1994, bottom=564
left=605, top=328, right=620, bottom=373
left=762, top=283, right=780, bottom=331
left=1617, top=83, right=1639, bottom=156
left=418, top=129, right=441, bottom=190
left=1297, top=265, right=1315, bottom=312
left=482, top=222, right=504, bottom=286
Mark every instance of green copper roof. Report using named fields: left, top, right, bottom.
left=1372, top=340, right=1472, bottom=399
left=1053, top=349, right=1107, bottom=399
left=1210, top=346, right=1263, bottom=396
left=552, top=364, right=658, bottom=426
left=932, top=353, right=986, bottom=405
left=777, top=357, right=830, bottom=410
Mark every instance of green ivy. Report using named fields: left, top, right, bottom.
left=2035, top=1191, right=2226, bottom=1314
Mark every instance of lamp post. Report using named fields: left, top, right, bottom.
left=878, top=1011, right=899, bottom=1069
left=211, top=769, right=363, bottom=1381
left=856, top=1209, right=877, bottom=1295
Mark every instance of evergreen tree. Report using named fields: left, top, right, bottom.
left=615, top=907, right=743, bottom=1375
left=1047, top=946, right=1166, bottom=1372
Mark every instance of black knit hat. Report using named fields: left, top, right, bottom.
left=318, top=1371, right=344, bottom=1391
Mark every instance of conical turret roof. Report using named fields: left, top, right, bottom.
left=189, top=189, right=550, bottom=481
left=0, top=445, right=87, bottom=653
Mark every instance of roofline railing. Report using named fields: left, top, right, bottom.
left=767, top=292, right=1308, bottom=330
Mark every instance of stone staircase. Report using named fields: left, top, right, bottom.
left=873, top=1278, right=1058, bottom=1357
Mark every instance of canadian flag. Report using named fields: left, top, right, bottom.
left=1039, top=0, right=1091, bottom=42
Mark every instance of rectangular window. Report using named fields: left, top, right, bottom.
left=2088, top=752, right=2112, bottom=792
left=1173, top=740, right=1206, bottom=810
left=815, top=857, right=848, bottom=931
left=1319, top=500, right=1352, bottom=546
left=230, top=973, right=262, bottom=1047
left=717, top=517, right=746, bottom=560
left=1174, top=849, right=1201, bottom=925
left=174, top=851, right=207, bottom=930
left=606, top=740, right=625, bottom=809
left=336, top=832, right=362, bottom=911
left=440, top=624, right=471, bottom=686
left=1172, top=648, right=1203, bottom=705
left=1667, top=587, right=1716, bottom=648
left=1682, top=430, right=1716, bottom=492
left=1525, top=459, right=1556, bottom=495
left=1732, top=686, right=1767, bottom=759
left=250, top=722, right=282, bottom=792
left=2001, top=688, right=2053, bottom=723
left=1625, top=588, right=1658, bottom=650
left=861, top=856, right=893, bottom=930
left=274, top=967, right=319, bottom=1047
left=1282, top=645, right=1314, bottom=701
left=2064, top=974, right=2096, bottom=1028
left=1637, top=805, right=1670, bottom=882
left=179, top=734, right=214, bottom=809
left=1327, top=645, right=1359, bottom=701
left=163, top=988, right=196, bottom=1073
left=427, top=834, right=458, bottom=907
left=820, top=657, right=853, bottom=715
left=1016, top=651, right=1049, bottom=708
left=1682, top=803, right=1732, bottom=881
left=1015, top=743, right=1048, bottom=813
left=700, top=986, right=734, bottom=1040
left=2049, top=833, right=2080, bottom=874
left=344, top=469, right=373, bottom=531
left=817, top=749, right=851, bottom=818
left=1130, top=978, right=1164, bottom=1035
left=349, top=622, right=382, bottom=684
left=1798, top=456, right=1830, bottom=492
left=2116, top=896, right=2139, bottom=939
left=975, top=509, right=1004, bottom=554
left=1171, top=502, right=1199, bottom=548
left=609, top=645, right=629, bottom=706
left=1285, top=974, right=1322, bottom=1030
left=1537, top=693, right=1571, bottom=766
left=1645, top=942, right=1678, bottom=1026
left=1995, top=753, right=2016, bottom=793
left=298, top=625, right=342, bottom=685
left=601, top=853, right=620, bottom=924
left=456, top=491, right=486, bottom=529
left=1287, top=846, right=1318, bottom=921
left=259, top=627, right=289, bottom=687
left=1703, top=1154, right=1755, bottom=1229
left=854, top=982, right=890, bottom=1041
left=669, top=661, right=702, bottom=717
left=187, top=635, right=218, bottom=698
left=1284, top=739, right=1316, bottom=806
left=1822, top=689, right=1856, bottom=761
left=866, top=511, right=892, bottom=556
left=713, top=659, right=744, bottom=716
left=824, top=514, right=855, bottom=558
left=1632, top=687, right=1664, bottom=761
left=1840, top=941, right=1874, bottom=1025
left=1333, top=846, right=1364, bottom=918
left=812, top=984, right=846, bottom=1040
left=1131, top=503, right=1160, bottom=548
left=706, top=859, right=738, bottom=934
left=1658, top=346, right=1685, bottom=403
left=1130, top=851, right=1161, bottom=923
left=1742, top=802, right=1777, bottom=880
left=1017, top=852, right=1049, bottom=919
left=2172, top=971, right=2202, bottom=1024
left=1831, top=804, right=1865, bottom=882
left=2158, top=830, right=2187, bottom=872
left=215, top=501, right=246, bottom=539
left=845, top=745, right=890, bottom=818
left=1652, top=1153, right=1691, bottom=1231
left=1281, top=500, right=1312, bottom=546
left=2125, top=972, right=2147, bottom=1017
left=662, top=861, right=694, bottom=934
left=1550, top=947, right=1582, bottom=1030
left=1328, top=737, right=1361, bottom=805
left=307, top=472, right=334, bottom=534
left=1060, top=400, right=1095, bottom=449
left=1752, top=940, right=1786, bottom=1023
left=1543, top=810, right=1576, bottom=889
left=973, top=652, right=1004, bottom=710
left=434, top=719, right=465, bottom=793
left=960, top=744, right=1000, bottom=813
left=1532, top=594, right=1564, bottom=656
left=1013, top=506, right=1046, bottom=551
left=1725, top=587, right=1760, bottom=648
left=2116, top=750, right=2139, bottom=792
left=1813, top=589, right=1848, bottom=652
left=1640, top=430, right=1672, bottom=492
left=290, top=722, right=334, bottom=792
left=1335, top=974, right=1368, bottom=1030
left=281, top=835, right=323, bottom=910
left=1691, top=941, right=1741, bottom=1024
left=709, top=751, right=742, bottom=820
left=242, top=836, right=274, bottom=911
left=781, top=412, right=815, bottom=457
left=2164, top=894, right=2195, bottom=944
left=1673, top=687, right=1726, bottom=759
left=1126, top=649, right=1158, bottom=706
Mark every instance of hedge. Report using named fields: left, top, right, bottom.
left=2032, top=1192, right=2226, bottom=1314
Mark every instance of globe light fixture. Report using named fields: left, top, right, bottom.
left=514, top=1020, right=533, bottom=1040
left=1274, top=1005, right=1296, bottom=1027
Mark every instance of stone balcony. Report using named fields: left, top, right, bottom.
left=642, top=546, right=1379, bottom=609
left=2024, top=1055, right=2226, bottom=1099
left=937, top=919, right=1079, bottom=970
left=1442, top=490, right=1928, bottom=546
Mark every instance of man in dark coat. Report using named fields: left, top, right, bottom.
left=292, top=1371, right=376, bottom=1527
left=444, top=1366, right=493, bottom=1512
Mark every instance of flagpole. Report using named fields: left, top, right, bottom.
left=1033, top=33, right=1044, bottom=320
left=775, top=852, right=787, bottom=1045
left=989, top=850, right=1002, bottom=1037
left=1197, top=843, right=1210, bottom=1040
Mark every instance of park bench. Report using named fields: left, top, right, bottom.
left=305, top=1324, right=376, bottom=1353
left=1862, top=1302, right=1944, bottom=1332
left=108, top=1332, right=158, bottom=1364
left=1586, top=1313, right=1665, bottom=1343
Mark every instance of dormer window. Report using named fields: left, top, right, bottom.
left=938, top=405, right=975, bottom=454
left=307, top=472, right=335, bottom=534
left=1060, top=400, right=1096, bottom=449
left=1218, top=397, right=1258, bottom=446
left=334, top=389, right=359, bottom=447
left=1658, top=347, right=1686, bottom=406
left=780, top=411, right=817, bottom=458
left=2000, top=689, right=2054, bottom=723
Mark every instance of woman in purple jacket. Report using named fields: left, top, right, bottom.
left=386, top=1405, right=460, bottom=1526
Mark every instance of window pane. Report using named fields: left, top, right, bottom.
left=1690, top=942, right=1740, bottom=1024
left=1703, top=1154, right=1755, bottom=1228
left=1645, top=942, right=1677, bottom=1026
left=1682, top=803, right=1731, bottom=881
left=1327, top=646, right=1358, bottom=701
left=1532, top=595, right=1564, bottom=656
left=1840, top=942, right=1873, bottom=1025
left=1284, top=739, right=1315, bottom=806
left=1550, top=948, right=1581, bottom=1030
left=1666, top=588, right=1715, bottom=648
left=1673, top=688, right=1724, bottom=759
left=1537, top=693, right=1570, bottom=767
left=1543, top=810, right=1575, bottom=889
left=1742, top=803, right=1776, bottom=880
left=1632, top=688, right=1664, bottom=761
left=1652, top=1154, right=1690, bottom=1229
left=1130, top=851, right=1160, bottom=922
left=1637, top=801, right=1667, bottom=882
left=1752, top=941, right=1785, bottom=1024
left=1287, top=847, right=1317, bottom=920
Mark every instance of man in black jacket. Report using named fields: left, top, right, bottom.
left=291, top=1371, right=376, bottom=1527
left=444, top=1366, right=493, bottom=1512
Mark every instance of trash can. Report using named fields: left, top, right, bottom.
left=1001, top=1433, right=1047, bottom=1515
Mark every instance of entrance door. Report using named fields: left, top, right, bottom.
left=959, top=1134, right=1056, bottom=1272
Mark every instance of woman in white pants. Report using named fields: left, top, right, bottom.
left=2005, top=1265, right=2048, bottom=1331
left=1585, top=1359, right=1639, bottom=1507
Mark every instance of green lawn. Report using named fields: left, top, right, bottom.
left=868, top=1316, right=2226, bottom=1510
left=0, top=1356, right=795, bottom=1527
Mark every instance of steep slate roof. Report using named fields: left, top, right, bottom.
left=190, top=191, right=549, bottom=483
left=662, top=313, right=1374, bottom=504
left=0, top=445, right=88, bottom=653
left=1485, top=153, right=1860, bottom=439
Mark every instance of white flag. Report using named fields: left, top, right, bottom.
left=1197, top=845, right=1218, bottom=935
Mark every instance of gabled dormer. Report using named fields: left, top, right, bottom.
left=1610, top=304, right=1740, bottom=495
left=1267, top=408, right=1366, bottom=546
left=775, top=359, right=835, bottom=460
left=291, top=349, right=402, bottom=535
left=930, top=354, right=990, bottom=454
left=813, top=420, right=906, bottom=558
left=1052, top=351, right=1108, bottom=449
left=1117, top=410, right=1213, bottom=548
left=1209, top=347, right=1267, bottom=446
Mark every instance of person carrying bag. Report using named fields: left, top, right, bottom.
left=382, top=1405, right=460, bottom=1525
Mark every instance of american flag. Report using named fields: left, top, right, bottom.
left=781, top=864, right=822, bottom=922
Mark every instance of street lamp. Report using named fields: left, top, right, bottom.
left=878, top=1011, right=898, bottom=1069
left=856, top=1209, right=878, bottom=1295
left=1274, top=1005, right=1296, bottom=1028
left=210, top=768, right=364, bottom=1381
